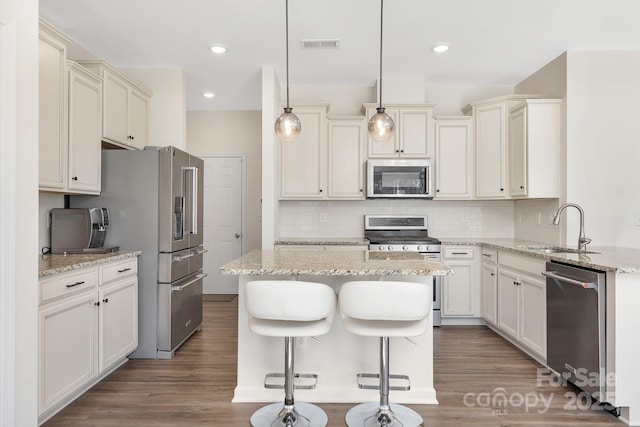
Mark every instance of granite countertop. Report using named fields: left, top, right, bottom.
left=440, top=238, right=640, bottom=274
left=220, top=249, right=452, bottom=276
left=39, top=250, right=142, bottom=278
left=275, top=237, right=369, bottom=246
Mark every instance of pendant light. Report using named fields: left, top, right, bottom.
left=274, top=0, right=301, bottom=142
left=368, top=0, right=394, bottom=142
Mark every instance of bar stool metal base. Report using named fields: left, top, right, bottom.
left=250, top=401, right=328, bottom=427
left=345, top=402, right=423, bottom=427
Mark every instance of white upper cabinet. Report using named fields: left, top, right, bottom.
left=434, top=116, right=473, bottom=200
left=463, top=95, right=534, bottom=199
left=363, top=104, right=434, bottom=159
left=327, top=117, right=366, bottom=199
left=77, top=60, right=152, bottom=150
left=39, top=19, right=70, bottom=191
left=279, top=107, right=366, bottom=200
left=509, top=99, right=561, bottom=198
left=39, top=19, right=102, bottom=195
left=279, top=104, right=328, bottom=199
left=67, top=62, right=102, bottom=193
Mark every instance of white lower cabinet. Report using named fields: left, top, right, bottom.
left=480, top=248, right=498, bottom=325
left=441, top=246, right=480, bottom=318
left=495, top=252, right=546, bottom=360
left=38, top=258, right=138, bottom=423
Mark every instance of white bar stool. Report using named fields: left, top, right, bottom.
left=244, top=280, right=337, bottom=427
left=339, top=280, right=431, bottom=427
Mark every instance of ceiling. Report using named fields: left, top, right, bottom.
left=39, top=0, right=640, bottom=111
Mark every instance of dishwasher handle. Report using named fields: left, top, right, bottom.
left=542, top=270, right=598, bottom=290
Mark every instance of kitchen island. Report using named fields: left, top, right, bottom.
left=220, top=249, right=452, bottom=405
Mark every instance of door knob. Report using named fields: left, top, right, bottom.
left=235, top=233, right=241, bottom=238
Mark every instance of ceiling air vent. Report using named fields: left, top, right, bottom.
left=300, top=39, right=340, bottom=49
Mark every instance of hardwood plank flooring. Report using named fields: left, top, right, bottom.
left=44, top=300, right=624, bottom=426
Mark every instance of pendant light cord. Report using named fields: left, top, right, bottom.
left=285, top=0, right=290, bottom=109
left=378, top=0, right=384, bottom=110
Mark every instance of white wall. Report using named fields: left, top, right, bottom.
left=0, top=0, right=39, bottom=425
left=186, top=110, right=262, bottom=252
left=565, top=51, right=640, bottom=248
left=125, top=68, right=187, bottom=150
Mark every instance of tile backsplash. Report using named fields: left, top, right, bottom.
left=278, top=199, right=517, bottom=239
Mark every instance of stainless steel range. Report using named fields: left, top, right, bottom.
left=364, top=215, right=442, bottom=326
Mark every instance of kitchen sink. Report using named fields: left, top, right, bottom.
left=517, top=245, right=599, bottom=255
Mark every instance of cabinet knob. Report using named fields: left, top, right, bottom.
left=72, top=176, right=78, bottom=181
left=500, top=188, right=504, bottom=192
left=520, top=185, right=525, bottom=189
left=395, top=149, right=399, bottom=153
left=400, top=149, right=404, bottom=153
left=436, top=189, right=440, bottom=193
left=319, top=189, right=323, bottom=193
left=94, top=301, right=100, bottom=307
left=359, top=189, right=363, bottom=192
left=102, top=298, right=109, bottom=304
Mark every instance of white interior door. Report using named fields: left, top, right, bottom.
left=202, top=156, right=243, bottom=294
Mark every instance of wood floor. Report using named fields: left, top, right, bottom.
left=44, top=299, right=624, bottom=426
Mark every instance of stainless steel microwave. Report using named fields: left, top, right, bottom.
left=366, top=158, right=434, bottom=199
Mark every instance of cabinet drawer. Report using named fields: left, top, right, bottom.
left=40, top=269, right=97, bottom=303
left=100, top=259, right=138, bottom=285
left=498, top=251, right=545, bottom=277
left=481, top=248, right=498, bottom=263
left=443, top=246, right=474, bottom=259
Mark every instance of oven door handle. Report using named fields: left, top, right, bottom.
left=542, top=271, right=598, bottom=290
left=171, top=273, right=207, bottom=291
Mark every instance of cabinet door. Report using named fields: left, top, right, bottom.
left=475, top=102, right=507, bottom=198
left=39, top=33, right=67, bottom=190
left=39, top=292, right=98, bottom=414
left=519, top=273, right=546, bottom=358
left=68, top=65, right=102, bottom=193
left=509, top=106, right=527, bottom=197
left=328, top=119, right=365, bottom=199
left=497, top=268, right=519, bottom=337
left=399, top=108, right=433, bottom=158
left=442, top=261, right=476, bottom=317
left=481, top=262, right=498, bottom=325
left=434, top=118, right=472, bottom=199
left=366, top=106, right=400, bottom=158
left=128, top=89, right=149, bottom=149
left=103, top=71, right=129, bottom=145
left=279, top=107, right=326, bottom=199
left=99, top=278, right=138, bottom=372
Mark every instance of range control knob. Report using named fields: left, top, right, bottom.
left=387, top=245, right=393, bottom=251
left=378, top=245, right=385, bottom=251
left=417, top=245, right=424, bottom=251
left=402, top=245, right=409, bottom=251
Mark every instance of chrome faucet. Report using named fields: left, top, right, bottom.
left=552, top=203, right=592, bottom=252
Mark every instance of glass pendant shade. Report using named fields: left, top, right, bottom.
left=275, top=107, right=302, bottom=142
left=368, top=107, right=394, bottom=142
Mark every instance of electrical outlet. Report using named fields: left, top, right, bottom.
left=462, top=213, right=469, bottom=224
left=319, top=212, right=328, bottom=223
left=634, top=213, right=640, bottom=227
left=537, top=212, right=542, bottom=225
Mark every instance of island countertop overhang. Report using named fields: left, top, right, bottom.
left=220, top=249, right=452, bottom=276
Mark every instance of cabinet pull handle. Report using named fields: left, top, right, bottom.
left=66, top=281, right=85, bottom=288
left=490, top=273, right=495, bottom=276
left=451, top=252, right=468, bottom=255
left=482, top=253, right=491, bottom=257
left=117, top=267, right=132, bottom=273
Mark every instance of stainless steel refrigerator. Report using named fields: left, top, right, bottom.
left=72, top=146, right=205, bottom=359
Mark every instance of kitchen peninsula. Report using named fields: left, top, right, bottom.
left=220, top=249, right=452, bottom=404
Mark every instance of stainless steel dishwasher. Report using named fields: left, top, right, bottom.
left=543, top=261, right=606, bottom=400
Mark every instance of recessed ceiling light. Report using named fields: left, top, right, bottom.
left=432, top=43, right=450, bottom=54
left=209, top=44, right=227, bottom=54
left=203, top=92, right=215, bottom=98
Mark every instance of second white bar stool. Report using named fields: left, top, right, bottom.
left=339, top=280, right=431, bottom=427
left=245, top=280, right=337, bottom=427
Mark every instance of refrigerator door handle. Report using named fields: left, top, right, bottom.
left=171, top=273, right=207, bottom=291
left=183, top=166, right=199, bottom=236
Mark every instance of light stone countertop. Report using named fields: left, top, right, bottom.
left=220, top=249, right=452, bottom=276
left=39, top=250, right=142, bottom=278
left=439, top=238, right=640, bottom=274
left=275, top=237, right=369, bottom=246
